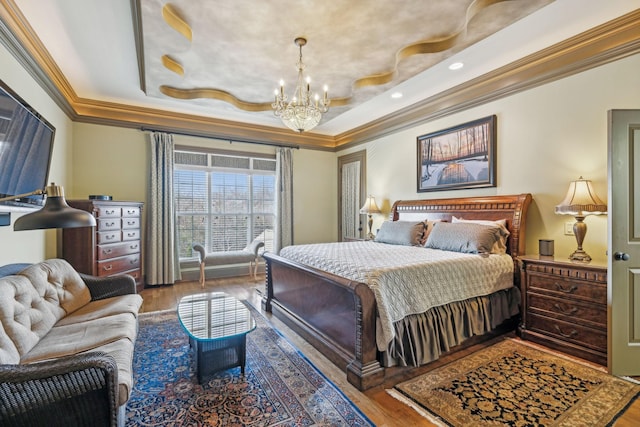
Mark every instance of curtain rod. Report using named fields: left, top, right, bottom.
left=139, top=127, right=300, bottom=150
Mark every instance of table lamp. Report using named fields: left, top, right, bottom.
left=360, top=195, right=381, bottom=240
left=555, top=176, right=607, bottom=262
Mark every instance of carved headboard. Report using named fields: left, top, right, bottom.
left=390, top=194, right=532, bottom=258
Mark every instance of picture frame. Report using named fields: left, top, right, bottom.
left=417, top=115, right=496, bottom=192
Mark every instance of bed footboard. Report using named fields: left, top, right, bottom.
left=261, top=251, right=384, bottom=390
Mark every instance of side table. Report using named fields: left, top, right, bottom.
left=518, top=255, right=607, bottom=365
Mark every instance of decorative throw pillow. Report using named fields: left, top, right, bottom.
left=425, top=222, right=509, bottom=254
left=421, top=219, right=444, bottom=246
left=374, top=221, right=425, bottom=246
left=451, top=216, right=510, bottom=254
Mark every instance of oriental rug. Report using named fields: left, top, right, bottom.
left=389, top=339, right=640, bottom=427
left=126, top=307, right=373, bottom=426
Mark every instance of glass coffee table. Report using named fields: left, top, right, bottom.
left=177, top=292, right=256, bottom=383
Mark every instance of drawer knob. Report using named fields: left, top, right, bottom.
left=553, top=303, right=578, bottom=316
left=103, top=265, right=113, bottom=271
left=554, top=283, right=578, bottom=293
left=554, top=325, right=578, bottom=339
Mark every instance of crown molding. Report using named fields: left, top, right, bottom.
left=1, top=1, right=639, bottom=152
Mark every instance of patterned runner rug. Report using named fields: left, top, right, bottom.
left=389, top=339, right=640, bottom=427
left=126, top=306, right=373, bottom=426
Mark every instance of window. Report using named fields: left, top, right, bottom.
left=174, top=150, right=275, bottom=259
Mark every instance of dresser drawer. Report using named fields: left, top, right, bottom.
left=527, top=313, right=607, bottom=352
left=97, top=240, right=141, bottom=260
left=97, top=230, right=122, bottom=244
left=97, top=254, right=141, bottom=276
left=122, top=229, right=140, bottom=241
left=122, top=206, right=140, bottom=217
left=122, top=217, right=140, bottom=229
left=96, top=206, right=121, bottom=218
left=98, top=218, right=121, bottom=231
left=527, top=272, right=606, bottom=304
left=528, top=293, right=606, bottom=327
left=122, top=268, right=141, bottom=281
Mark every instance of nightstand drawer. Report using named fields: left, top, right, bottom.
left=527, top=272, right=606, bottom=303
left=528, top=293, right=606, bottom=327
left=527, top=313, right=607, bottom=352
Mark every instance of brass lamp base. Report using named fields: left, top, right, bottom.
left=569, top=215, right=591, bottom=263
left=366, top=214, right=375, bottom=240
left=569, top=249, right=592, bottom=263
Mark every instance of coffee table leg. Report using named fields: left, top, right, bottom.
left=240, top=335, right=247, bottom=375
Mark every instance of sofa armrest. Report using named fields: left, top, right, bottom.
left=0, top=352, right=119, bottom=427
left=80, top=273, right=136, bottom=300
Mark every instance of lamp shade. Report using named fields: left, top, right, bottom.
left=555, top=177, right=607, bottom=216
left=360, top=195, right=381, bottom=214
left=13, top=184, right=96, bottom=231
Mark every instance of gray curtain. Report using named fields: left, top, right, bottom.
left=146, top=132, right=181, bottom=285
left=341, top=161, right=361, bottom=239
left=274, top=147, right=293, bottom=253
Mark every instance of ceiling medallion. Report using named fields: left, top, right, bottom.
left=273, top=37, right=329, bottom=133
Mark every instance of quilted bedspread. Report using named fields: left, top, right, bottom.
left=279, top=241, right=514, bottom=350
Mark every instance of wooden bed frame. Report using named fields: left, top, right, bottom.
left=261, top=193, right=532, bottom=390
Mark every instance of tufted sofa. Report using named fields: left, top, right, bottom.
left=0, top=259, right=142, bottom=427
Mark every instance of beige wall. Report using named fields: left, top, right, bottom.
left=342, top=54, right=640, bottom=264
left=0, top=42, right=74, bottom=263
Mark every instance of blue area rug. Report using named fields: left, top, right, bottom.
left=126, top=304, right=373, bottom=426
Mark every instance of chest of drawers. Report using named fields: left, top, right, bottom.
left=518, top=255, right=607, bottom=365
left=62, top=200, right=144, bottom=292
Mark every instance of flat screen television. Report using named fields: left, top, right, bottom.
left=0, top=79, right=55, bottom=208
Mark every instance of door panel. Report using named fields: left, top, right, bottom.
left=609, top=109, right=640, bottom=375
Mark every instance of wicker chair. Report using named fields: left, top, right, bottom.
left=0, top=352, right=118, bottom=427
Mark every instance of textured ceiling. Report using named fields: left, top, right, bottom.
left=137, top=0, right=553, bottom=130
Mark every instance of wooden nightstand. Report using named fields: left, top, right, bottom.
left=518, top=255, right=607, bottom=365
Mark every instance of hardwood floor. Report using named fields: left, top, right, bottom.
left=139, top=275, right=640, bottom=427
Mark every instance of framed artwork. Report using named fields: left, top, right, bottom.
left=417, top=115, right=496, bottom=192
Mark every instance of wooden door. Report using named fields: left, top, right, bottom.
left=338, top=151, right=366, bottom=241
left=608, top=109, right=640, bottom=375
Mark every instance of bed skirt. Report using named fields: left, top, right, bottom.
left=381, top=287, right=521, bottom=367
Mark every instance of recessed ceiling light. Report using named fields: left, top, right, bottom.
left=448, top=62, right=464, bottom=70
left=391, top=92, right=403, bottom=99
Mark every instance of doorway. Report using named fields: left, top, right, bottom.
left=338, top=151, right=366, bottom=241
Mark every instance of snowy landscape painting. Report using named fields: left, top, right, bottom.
left=417, top=115, right=496, bottom=192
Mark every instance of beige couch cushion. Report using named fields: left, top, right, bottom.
left=21, top=312, right=137, bottom=364
left=85, top=339, right=135, bottom=406
left=0, top=274, right=58, bottom=361
left=55, top=294, right=143, bottom=326
left=18, top=259, right=91, bottom=317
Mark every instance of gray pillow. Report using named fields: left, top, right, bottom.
left=425, top=222, right=509, bottom=254
left=374, top=221, right=425, bottom=246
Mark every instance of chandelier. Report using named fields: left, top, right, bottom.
left=272, top=37, right=329, bottom=133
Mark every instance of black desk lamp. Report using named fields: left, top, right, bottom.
left=0, top=183, right=96, bottom=230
